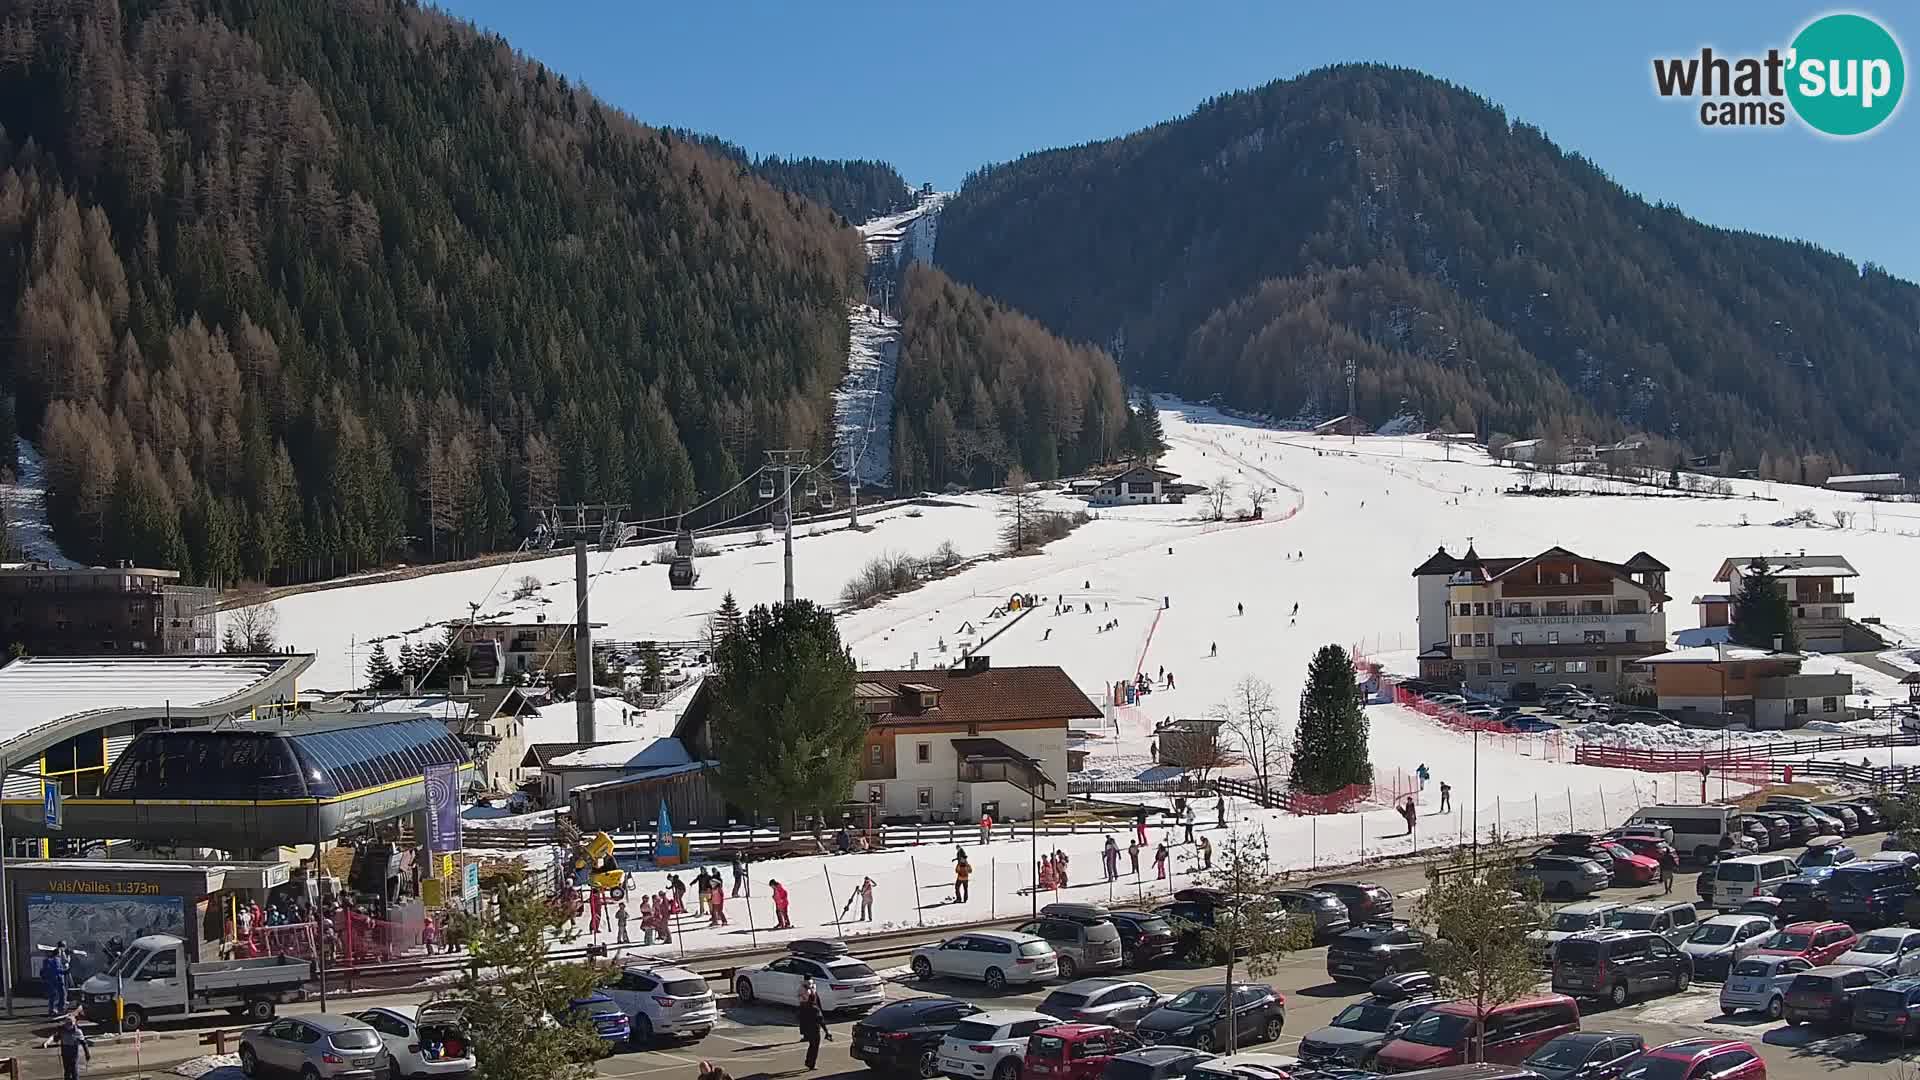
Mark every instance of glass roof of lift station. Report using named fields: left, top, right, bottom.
left=99, top=715, right=471, bottom=801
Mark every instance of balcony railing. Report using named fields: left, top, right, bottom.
left=1751, top=673, right=1853, bottom=698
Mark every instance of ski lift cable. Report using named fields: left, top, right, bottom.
left=621, top=465, right=776, bottom=528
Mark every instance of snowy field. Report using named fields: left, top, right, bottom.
left=249, top=395, right=1920, bottom=723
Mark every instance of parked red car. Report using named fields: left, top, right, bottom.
left=1620, top=1039, right=1765, bottom=1080
left=1024, top=1024, right=1141, bottom=1080
left=1374, top=995, right=1580, bottom=1072
left=1751, top=921, right=1858, bottom=966
left=1594, top=841, right=1661, bottom=885
left=1606, top=831, right=1677, bottom=865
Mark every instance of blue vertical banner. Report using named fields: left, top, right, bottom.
left=653, top=798, right=678, bottom=862
left=424, top=763, right=462, bottom=854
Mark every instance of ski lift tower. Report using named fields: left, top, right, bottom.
left=761, top=451, right=823, bottom=605
left=532, top=503, right=628, bottom=552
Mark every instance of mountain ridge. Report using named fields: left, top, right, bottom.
left=935, top=63, right=1920, bottom=474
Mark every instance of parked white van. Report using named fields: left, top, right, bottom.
left=1712, top=855, right=1799, bottom=910
left=1629, top=804, right=1741, bottom=864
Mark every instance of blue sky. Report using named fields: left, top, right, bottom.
left=439, top=2, right=1917, bottom=281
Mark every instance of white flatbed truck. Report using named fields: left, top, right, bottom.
left=77, top=933, right=311, bottom=1029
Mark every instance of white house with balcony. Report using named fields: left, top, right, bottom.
left=1707, top=554, right=1860, bottom=652
left=1086, top=464, right=1205, bottom=506
left=1414, top=545, right=1670, bottom=695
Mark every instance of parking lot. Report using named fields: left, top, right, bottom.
left=601, top=829, right=1917, bottom=1079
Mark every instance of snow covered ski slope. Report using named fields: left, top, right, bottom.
left=830, top=191, right=949, bottom=491
left=263, top=398, right=1920, bottom=712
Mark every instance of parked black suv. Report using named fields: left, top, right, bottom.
left=1326, top=923, right=1427, bottom=983
left=849, top=997, right=984, bottom=1076
left=1316, top=882, right=1397, bottom=925
left=1770, top=876, right=1832, bottom=923
left=1551, top=931, right=1692, bottom=1007
left=1109, top=910, right=1181, bottom=968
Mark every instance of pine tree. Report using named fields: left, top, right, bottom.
left=708, top=599, right=865, bottom=834
left=636, top=640, right=665, bottom=692
left=1291, top=644, right=1371, bottom=794
left=1128, top=389, right=1168, bottom=455
left=396, top=639, right=419, bottom=685
left=365, top=642, right=398, bottom=691
left=709, top=591, right=743, bottom=644
left=1729, top=557, right=1800, bottom=652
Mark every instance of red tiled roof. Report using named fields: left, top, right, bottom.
left=859, top=665, right=1102, bottom=725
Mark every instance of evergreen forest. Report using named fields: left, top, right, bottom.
left=937, top=64, right=1920, bottom=472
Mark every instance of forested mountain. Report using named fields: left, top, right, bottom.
left=892, top=263, right=1133, bottom=492
left=937, top=64, right=1920, bottom=472
left=668, top=130, right=913, bottom=224
left=0, top=0, right=865, bottom=585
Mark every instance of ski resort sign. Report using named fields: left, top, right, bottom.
left=1652, top=12, right=1905, bottom=136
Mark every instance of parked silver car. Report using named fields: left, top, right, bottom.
left=1679, top=914, right=1775, bottom=981
left=241, top=1013, right=388, bottom=1080
left=1835, top=929, right=1920, bottom=977
left=1512, top=855, right=1610, bottom=899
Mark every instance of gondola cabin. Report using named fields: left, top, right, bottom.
left=668, top=556, right=699, bottom=589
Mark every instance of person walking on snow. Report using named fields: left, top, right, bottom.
left=1198, top=835, right=1214, bottom=870
left=1154, top=842, right=1170, bottom=879
left=1129, top=839, right=1142, bottom=876
left=1104, top=836, right=1119, bottom=881
left=858, top=877, right=876, bottom=921
left=1216, top=795, right=1227, bottom=830
left=1400, top=798, right=1418, bottom=836
left=1183, top=805, right=1197, bottom=844
left=615, top=901, right=630, bottom=944
left=953, top=853, right=972, bottom=903
left=1167, top=672, right=1175, bottom=689
left=1438, top=781, right=1452, bottom=812
left=732, top=851, right=749, bottom=897
left=1416, top=763, right=1430, bottom=790
left=1210, top=643, right=1217, bottom=657
left=771, top=879, right=792, bottom=929
left=1135, top=805, right=1150, bottom=846
left=980, top=812, right=993, bottom=846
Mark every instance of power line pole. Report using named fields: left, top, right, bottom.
left=574, top=539, right=594, bottom=742
left=1345, top=358, right=1357, bottom=447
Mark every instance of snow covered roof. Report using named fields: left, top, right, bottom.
left=1639, top=645, right=1786, bottom=664
left=1692, top=594, right=1731, bottom=604
left=546, top=737, right=693, bottom=770
left=0, top=654, right=311, bottom=758
left=1715, top=555, right=1858, bottom=581
left=1827, top=473, right=1902, bottom=484
left=569, top=759, right=711, bottom=792
left=851, top=665, right=1103, bottom=725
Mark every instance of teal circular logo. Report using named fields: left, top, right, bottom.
left=1787, top=13, right=1905, bottom=136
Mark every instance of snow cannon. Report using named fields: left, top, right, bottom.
left=571, top=831, right=627, bottom=898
